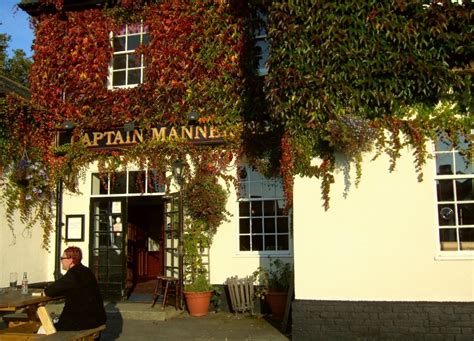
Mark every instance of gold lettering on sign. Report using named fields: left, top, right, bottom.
left=132, top=130, right=143, bottom=143
left=168, top=127, right=178, bottom=140
left=113, top=131, right=125, bottom=145
left=182, top=126, right=193, bottom=139
left=104, top=131, right=114, bottom=145
left=92, top=132, right=104, bottom=146
left=151, top=127, right=167, bottom=141
left=195, top=126, right=208, bottom=140
left=209, top=126, right=220, bottom=138
left=81, top=134, right=93, bottom=147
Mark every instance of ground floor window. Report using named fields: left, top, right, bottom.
left=238, top=165, right=291, bottom=253
left=435, top=131, right=474, bottom=253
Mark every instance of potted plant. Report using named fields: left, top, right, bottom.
left=183, top=273, right=214, bottom=317
left=253, top=258, right=293, bottom=319
left=182, top=169, right=230, bottom=317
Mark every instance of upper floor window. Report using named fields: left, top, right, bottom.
left=435, top=131, right=474, bottom=254
left=109, top=23, right=150, bottom=89
left=238, top=165, right=291, bottom=253
left=253, top=9, right=269, bottom=76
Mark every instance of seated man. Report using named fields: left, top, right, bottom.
left=44, top=246, right=106, bottom=331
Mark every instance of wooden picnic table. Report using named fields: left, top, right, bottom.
left=0, top=288, right=62, bottom=336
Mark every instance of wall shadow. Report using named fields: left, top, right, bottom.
left=99, top=302, right=123, bottom=340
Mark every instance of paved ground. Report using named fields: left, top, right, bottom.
left=100, top=311, right=290, bottom=341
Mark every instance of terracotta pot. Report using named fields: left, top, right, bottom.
left=184, top=291, right=213, bottom=317
left=266, top=291, right=288, bottom=319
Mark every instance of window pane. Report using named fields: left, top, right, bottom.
left=276, top=200, right=286, bottom=215
left=91, top=173, right=107, bottom=195
left=458, top=204, right=474, bottom=225
left=113, top=37, right=125, bottom=52
left=148, top=171, right=166, bottom=193
left=128, top=171, right=145, bottom=194
left=263, top=200, right=275, bottom=216
left=252, top=235, right=263, bottom=251
left=438, top=204, right=455, bottom=226
left=439, top=229, right=457, bottom=251
left=249, top=181, right=263, bottom=198
left=143, top=33, right=151, bottom=45
left=239, top=202, right=250, bottom=216
left=128, top=54, right=141, bottom=68
left=437, top=180, right=454, bottom=201
left=456, top=179, right=474, bottom=201
left=113, top=54, right=126, bottom=69
left=436, top=154, right=453, bottom=175
left=455, top=153, right=473, bottom=175
left=264, top=218, right=275, bottom=234
left=239, top=182, right=249, bottom=198
left=239, top=218, right=250, bottom=234
left=252, top=201, right=262, bottom=216
left=127, top=35, right=140, bottom=50
left=265, top=235, right=276, bottom=251
left=113, top=70, right=125, bottom=86
left=277, top=235, right=289, bottom=250
left=252, top=218, right=262, bottom=233
left=277, top=217, right=289, bottom=233
left=240, top=236, right=250, bottom=251
left=435, top=133, right=453, bottom=152
left=128, top=23, right=141, bottom=34
left=110, top=172, right=126, bottom=194
left=460, top=228, right=474, bottom=250
left=127, top=69, right=141, bottom=85
left=255, top=39, right=269, bottom=75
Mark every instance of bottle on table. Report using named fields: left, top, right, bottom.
left=21, top=272, right=28, bottom=295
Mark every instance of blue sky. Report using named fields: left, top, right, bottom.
left=0, top=0, right=34, bottom=57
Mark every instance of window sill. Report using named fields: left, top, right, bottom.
left=434, top=252, right=474, bottom=261
left=236, top=251, right=293, bottom=258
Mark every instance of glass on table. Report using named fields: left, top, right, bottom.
left=9, top=272, right=18, bottom=291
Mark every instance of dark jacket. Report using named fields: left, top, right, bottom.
left=44, top=263, right=106, bottom=331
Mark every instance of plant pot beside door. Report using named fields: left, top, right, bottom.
left=253, top=258, right=293, bottom=320
left=265, top=291, right=288, bottom=319
left=184, top=274, right=214, bottom=317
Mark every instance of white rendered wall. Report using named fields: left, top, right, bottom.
left=0, top=207, right=53, bottom=287
left=294, top=149, right=474, bottom=302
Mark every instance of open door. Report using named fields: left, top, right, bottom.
left=163, top=193, right=181, bottom=279
left=90, top=197, right=127, bottom=299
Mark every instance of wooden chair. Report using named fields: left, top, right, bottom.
left=151, top=276, right=180, bottom=310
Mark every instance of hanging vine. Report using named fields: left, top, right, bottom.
left=0, top=0, right=472, bottom=247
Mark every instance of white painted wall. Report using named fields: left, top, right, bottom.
left=294, top=149, right=474, bottom=302
left=0, top=208, right=53, bottom=287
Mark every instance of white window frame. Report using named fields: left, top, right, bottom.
left=434, top=130, right=474, bottom=259
left=108, top=22, right=149, bottom=89
left=236, top=165, right=292, bottom=256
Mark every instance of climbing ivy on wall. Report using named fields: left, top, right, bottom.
left=263, top=0, right=473, bottom=207
left=1, top=0, right=247, bottom=246
left=0, top=0, right=472, bottom=245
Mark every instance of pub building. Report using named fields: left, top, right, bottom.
left=0, top=1, right=473, bottom=339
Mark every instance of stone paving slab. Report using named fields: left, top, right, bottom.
left=100, top=311, right=290, bottom=341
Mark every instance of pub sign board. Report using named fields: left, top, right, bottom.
left=56, top=125, right=232, bottom=150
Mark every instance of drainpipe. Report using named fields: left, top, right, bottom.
left=54, top=180, right=63, bottom=280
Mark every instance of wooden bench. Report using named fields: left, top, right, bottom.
left=0, top=321, right=42, bottom=339
left=0, top=323, right=106, bottom=341
left=2, top=313, right=30, bottom=328
left=40, top=324, right=106, bottom=341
